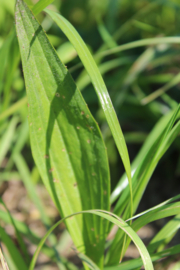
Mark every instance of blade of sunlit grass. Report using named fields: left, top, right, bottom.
left=104, top=244, right=180, bottom=270
left=32, top=0, right=55, bottom=16
left=0, top=226, right=28, bottom=270
left=141, top=72, right=180, bottom=105
left=29, top=210, right=154, bottom=270
left=45, top=9, right=133, bottom=220
left=77, top=56, right=134, bottom=91
left=148, top=213, right=180, bottom=253
left=106, top=105, right=180, bottom=265
left=0, top=117, right=18, bottom=166
left=0, top=96, right=27, bottom=121
left=99, top=37, right=180, bottom=57
left=126, top=194, right=180, bottom=222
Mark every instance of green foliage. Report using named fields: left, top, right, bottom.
left=0, top=0, right=180, bottom=270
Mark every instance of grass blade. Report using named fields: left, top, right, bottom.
left=99, top=37, right=180, bottom=57
left=45, top=8, right=133, bottom=219
left=104, top=245, right=180, bottom=270
left=29, top=210, right=154, bottom=270
left=0, top=226, right=28, bottom=270
left=106, top=105, right=180, bottom=265
left=141, top=72, right=180, bottom=105
left=148, top=213, right=180, bottom=253
left=0, top=116, right=18, bottom=166
left=0, top=96, right=27, bottom=122
left=32, top=0, right=55, bottom=16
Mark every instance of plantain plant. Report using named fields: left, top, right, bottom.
left=0, top=0, right=180, bottom=269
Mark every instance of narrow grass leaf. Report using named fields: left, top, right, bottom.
left=0, top=226, right=28, bottom=270
left=45, top=9, right=133, bottom=219
left=111, top=107, right=180, bottom=204
left=14, top=153, right=51, bottom=227
left=148, top=213, right=180, bottom=253
left=104, top=245, right=180, bottom=270
left=0, top=116, right=18, bottom=166
left=0, top=96, right=27, bottom=122
left=141, top=72, right=180, bottom=105
left=0, top=210, right=70, bottom=267
left=0, top=198, right=30, bottom=263
left=99, top=37, right=180, bottom=57
left=29, top=210, right=154, bottom=270
left=15, top=1, right=110, bottom=266
left=107, top=106, right=180, bottom=265
left=132, top=201, right=180, bottom=232
left=126, top=194, right=180, bottom=222
left=32, top=0, right=55, bottom=16
left=77, top=57, right=134, bottom=91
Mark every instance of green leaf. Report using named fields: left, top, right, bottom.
left=0, top=30, right=14, bottom=96
left=126, top=194, right=180, bottom=223
left=15, top=0, right=110, bottom=267
left=0, top=198, right=30, bottom=264
left=104, top=244, right=180, bottom=270
left=141, top=72, right=180, bottom=104
left=0, top=116, right=18, bottom=166
left=32, top=0, right=55, bottom=16
left=45, top=9, right=133, bottom=219
left=131, top=201, right=180, bottom=232
left=0, top=96, right=27, bottom=121
left=99, top=37, right=180, bottom=58
left=148, top=213, right=180, bottom=253
left=106, top=105, right=180, bottom=265
left=29, top=210, right=154, bottom=270
left=111, top=107, right=180, bottom=204
left=0, top=226, right=28, bottom=270
left=77, top=57, right=134, bottom=91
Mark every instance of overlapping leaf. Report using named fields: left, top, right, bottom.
left=15, top=0, right=110, bottom=267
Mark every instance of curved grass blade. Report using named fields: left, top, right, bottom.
left=99, top=37, right=180, bottom=57
left=45, top=9, right=133, bottom=219
left=104, top=244, right=180, bottom=270
left=105, top=201, right=180, bottom=268
left=132, top=201, right=180, bottom=232
left=141, top=72, right=180, bottom=105
left=15, top=0, right=110, bottom=267
left=106, top=105, right=180, bottom=265
left=111, top=107, right=180, bottom=204
left=148, top=213, right=180, bottom=253
left=126, top=194, right=180, bottom=222
left=29, top=210, right=154, bottom=270
left=122, top=201, right=180, bottom=255
left=0, top=210, right=76, bottom=269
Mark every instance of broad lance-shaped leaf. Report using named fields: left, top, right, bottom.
left=15, top=0, right=110, bottom=267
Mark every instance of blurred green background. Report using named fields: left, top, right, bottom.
left=0, top=0, right=180, bottom=267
